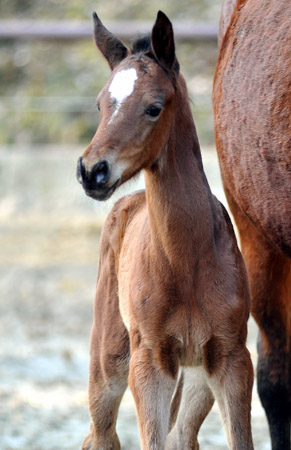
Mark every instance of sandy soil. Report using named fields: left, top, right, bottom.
left=0, top=146, right=271, bottom=449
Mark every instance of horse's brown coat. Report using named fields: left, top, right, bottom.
left=78, top=11, right=254, bottom=450
left=213, top=0, right=291, bottom=448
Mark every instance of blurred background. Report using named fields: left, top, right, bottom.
left=0, top=1, right=270, bottom=449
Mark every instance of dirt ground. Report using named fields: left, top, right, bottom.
left=0, top=146, right=271, bottom=449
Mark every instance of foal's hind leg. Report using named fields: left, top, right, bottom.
left=82, top=323, right=129, bottom=450
left=166, top=366, right=214, bottom=450
left=82, top=255, right=130, bottom=450
left=237, top=216, right=291, bottom=450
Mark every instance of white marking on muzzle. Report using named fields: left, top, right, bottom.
left=104, top=151, right=129, bottom=185
left=108, top=68, right=138, bottom=123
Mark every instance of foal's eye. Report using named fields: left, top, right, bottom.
left=145, top=105, right=162, bottom=118
left=97, top=104, right=101, bottom=111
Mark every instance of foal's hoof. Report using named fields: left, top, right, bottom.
left=81, top=434, right=96, bottom=450
left=81, top=432, right=121, bottom=450
left=165, top=432, right=200, bottom=450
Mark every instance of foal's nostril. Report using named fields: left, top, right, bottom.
left=76, top=156, right=86, bottom=184
left=77, top=158, right=111, bottom=191
left=93, top=160, right=110, bottom=186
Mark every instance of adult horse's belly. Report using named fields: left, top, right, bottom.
left=213, top=0, right=291, bottom=256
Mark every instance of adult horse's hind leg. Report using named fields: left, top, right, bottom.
left=255, top=255, right=291, bottom=450
left=82, top=246, right=130, bottom=450
left=236, top=210, right=291, bottom=450
left=225, top=189, right=291, bottom=450
left=166, top=367, right=214, bottom=450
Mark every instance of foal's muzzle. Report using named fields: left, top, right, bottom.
left=77, top=157, right=119, bottom=201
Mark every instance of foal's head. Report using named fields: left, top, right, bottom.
left=77, top=11, right=182, bottom=200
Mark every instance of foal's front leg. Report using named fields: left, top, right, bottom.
left=82, top=248, right=130, bottom=450
left=166, top=366, right=215, bottom=450
left=129, top=338, right=177, bottom=450
left=208, top=345, right=254, bottom=450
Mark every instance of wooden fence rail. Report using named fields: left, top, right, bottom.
left=0, top=20, right=218, bottom=42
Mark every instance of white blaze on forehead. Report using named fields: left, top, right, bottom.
left=108, top=68, right=138, bottom=122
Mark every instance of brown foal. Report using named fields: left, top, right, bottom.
left=213, top=1, right=291, bottom=449
left=77, top=11, right=254, bottom=450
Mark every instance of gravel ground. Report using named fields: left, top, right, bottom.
left=0, top=146, right=271, bottom=449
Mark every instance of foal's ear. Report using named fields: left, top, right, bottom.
left=93, top=12, right=128, bottom=70
left=151, top=11, right=179, bottom=77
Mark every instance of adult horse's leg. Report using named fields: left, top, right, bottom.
left=82, top=252, right=130, bottom=450
left=166, top=367, right=214, bottom=450
left=128, top=340, right=177, bottom=450
left=226, top=190, right=291, bottom=450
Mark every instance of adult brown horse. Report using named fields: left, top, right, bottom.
left=77, top=11, right=254, bottom=450
left=213, top=0, right=291, bottom=449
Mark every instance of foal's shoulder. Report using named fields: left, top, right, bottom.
left=111, top=189, right=146, bottom=225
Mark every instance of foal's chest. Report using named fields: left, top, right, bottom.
left=116, top=202, right=211, bottom=367
left=118, top=247, right=207, bottom=370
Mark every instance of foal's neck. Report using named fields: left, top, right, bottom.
left=144, top=79, right=216, bottom=269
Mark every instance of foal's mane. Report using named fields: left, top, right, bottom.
left=131, top=34, right=179, bottom=87
left=131, top=34, right=152, bottom=56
